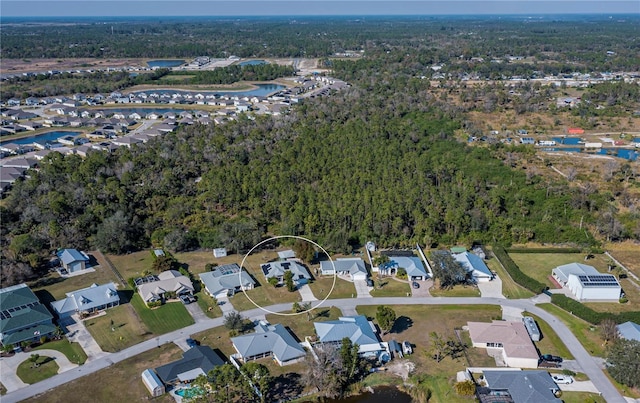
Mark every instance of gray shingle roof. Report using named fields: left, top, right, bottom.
left=199, top=264, right=255, bottom=296
left=387, top=256, right=428, bottom=279
left=155, top=345, right=225, bottom=384
left=314, top=315, right=379, bottom=346
left=231, top=322, right=306, bottom=364
left=483, top=370, right=561, bottom=403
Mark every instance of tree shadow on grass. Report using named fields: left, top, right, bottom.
left=391, top=316, right=413, bottom=334
left=271, top=372, right=303, bottom=401
left=118, top=289, right=134, bottom=303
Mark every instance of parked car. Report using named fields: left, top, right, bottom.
left=541, top=354, right=563, bottom=363
left=402, top=341, right=413, bottom=355
left=179, top=294, right=193, bottom=305
left=552, top=374, right=573, bottom=384
left=186, top=338, right=198, bottom=348
left=366, top=278, right=374, bottom=287
left=412, top=282, right=420, bottom=289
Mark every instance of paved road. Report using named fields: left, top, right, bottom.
left=2, top=296, right=626, bottom=403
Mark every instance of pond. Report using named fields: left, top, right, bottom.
left=239, top=59, right=267, bottom=66
left=2, top=131, right=82, bottom=146
left=541, top=147, right=638, bottom=161
left=552, top=137, right=582, bottom=145
left=146, top=59, right=186, bottom=68
left=130, top=83, right=286, bottom=98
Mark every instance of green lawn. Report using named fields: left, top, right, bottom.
left=265, top=306, right=342, bottom=341
left=509, top=253, right=610, bottom=289
left=84, top=304, right=152, bottom=352
left=308, top=276, right=357, bottom=300
left=106, top=250, right=155, bottom=280
left=524, top=313, right=574, bottom=359
left=584, top=277, right=640, bottom=313
left=0, top=382, right=6, bottom=395
left=430, top=283, right=480, bottom=297
left=130, top=294, right=194, bottom=334
left=33, top=339, right=88, bottom=365
left=192, top=326, right=238, bottom=359
left=537, top=303, right=605, bottom=357
left=194, top=290, right=223, bottom=318
left=22, top=343, right=182, bottom=403
left=17, top=355, right=59, bottom=384
left=609, top=247, right=640, bottom=279
left=370, top=278, right=411, bottom=297
left=560, top=391, right=606, bottom=403
left=485, top=252, right=534, bottom=299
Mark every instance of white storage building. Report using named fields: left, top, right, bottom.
left=566, top=273, right=621, bottom=301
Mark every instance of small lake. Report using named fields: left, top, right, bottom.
left=2, top=131, right=81, bottom=146
left=552, top=137, right=582, bottom=145
left=146, top=60, right=186, bottom=68
left=130, top=83, right=286, bottom=98
left=541, top=147, right=638, bottom=161
left=301, top=387, right=412, bottom=403
left=239, top=59, right=267, bottom=66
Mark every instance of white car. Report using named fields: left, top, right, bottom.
left=552, top=375, right=574, bottom=384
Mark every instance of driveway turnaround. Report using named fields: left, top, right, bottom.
left=0, top=349, right=78, bottom=393
left=2, top=296, right=627, bottom=403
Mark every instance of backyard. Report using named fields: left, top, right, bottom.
left=22, top=343, right=182, bottom=403
left=509, top=252, right=610, bottom=289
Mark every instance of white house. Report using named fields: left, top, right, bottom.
left=553, top=263, right=621, bottom=301
left=199, top=263, right=255, bottom=299
left=137, top=270, right=194, bottom=305
left=467, top=320, right=540, bottom=368
left=51, top=282, right=120, bottom=319
left=452, top=251, right=493, bottom=282
left=320, top=258, right=367, bottom=281
left=380, top=256, right=428, bottom=281
left=231, top=321, right=306, bottom=366
left=260, top=261, right=311, bottom=286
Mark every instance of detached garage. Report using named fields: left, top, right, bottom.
left=566, top=273, right=621, bottom=301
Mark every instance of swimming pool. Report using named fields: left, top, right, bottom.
left=175, top=386, right=204, bottom=398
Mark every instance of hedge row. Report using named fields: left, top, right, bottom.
left=493, top=245, right=548, bottom=294
left=551, top=294, right=640, bottom=325
left=506, top=247, right=583, bottom=254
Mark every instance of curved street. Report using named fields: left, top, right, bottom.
left=1, top=296, right=626, bottom=403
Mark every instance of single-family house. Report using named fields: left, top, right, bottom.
left=137, top=270, right=194, bottom=305
left=141, top=369, right=165, bottom=397
left=260, top=261, right=311, bottom=286
left=479, top=370, right=561, bottom=403
left=467, top=320, right=540, bottom=368
left=379, top=256, right=428, bottom=281
left=231, top=321, right=306, bottom=366
left=314, top=315, right=386, bottom=358
left=51, top=282, right=120, bottom=319
left=199, top=263, right=256, bottom=299
left=452, top=251, right=493, bottom=282
left=552, top=263, right=621, bottom=301
left=617, top=321, right=640, bottom=341
left=57, top=249, right=90, bottom=273
left=155, top=345, right=225, bottom=386
left=0, top=284, right=56, bottom=347
left=320, top=258, right=368, bottom=281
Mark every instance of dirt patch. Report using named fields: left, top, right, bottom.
left=1, top=58, right=146, bottom=75
left=386, top=360, right=415, bottom=381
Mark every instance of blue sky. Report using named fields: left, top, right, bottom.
left=1, top=0, right=638, bottom=17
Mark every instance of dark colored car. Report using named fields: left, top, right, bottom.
left=541, top=354, right=563, bottom=363
left=366, top=279, right=374, bottom=287
left=186, top=338, right=198, bottom=348
left=412, top=282, right=420, bottom=289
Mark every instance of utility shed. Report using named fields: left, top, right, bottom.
left=141, top=369, right=165, bottom=397
left=522, top=316, right=541, bottom=342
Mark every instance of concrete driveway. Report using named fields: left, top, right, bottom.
left=411, top=279, right=432, bottom=297
left=66, top=314, right=108, bottom=360
left=298, top=284, right=318, bottom=302
left=0, top=349, right=78, bottom=392
left=184, top=300, right=208, bottom=324
left=353, top=279, right=372, bottom=298
left=559, top=380, right=599, bottom=393
left=477, top=276, right=505, bottom=299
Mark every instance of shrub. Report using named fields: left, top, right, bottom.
left=147, top=300, right=162, bottom=308
left=454, top=380, right=476, bottom=396
left=493, top=246, right=547, bottom=294
left=551, top=294, right=640, bottom=325
left=620, top=297, right=628, bottom=304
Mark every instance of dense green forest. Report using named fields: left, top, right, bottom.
left=2, top=16, right=639, bottom=71
left=1, top=17, right=639, bottom=286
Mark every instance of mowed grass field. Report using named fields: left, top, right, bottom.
left=608, top=243, right=640, bottom=279
left=525, top=313, right=574, bottom=360
left=23, top=343, right=182, bottom=403
left=485, top=252, right=535, bottom=299
left=509, top=253, right=610, bottom=289
left=84, top=304, right=151, bottom=352
left=308, top=276, right=357, bottom=300
left=370, top=277, right=411, bottom=297
left=16, top=356, right=59, bottom=384
left=33, top=339, right=88, bottom=365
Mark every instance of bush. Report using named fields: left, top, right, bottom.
left=551, top=294, right=640, bottom=325
left=620, top=297, right=628, bottom=304
left=454, top=380, right=476, bottom=396
left=493, top=246, right=547, bottom=294
left=147, top=300, right=162, bottom=308
left=127, top=277, right=136, bottom=289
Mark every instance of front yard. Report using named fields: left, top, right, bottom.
left=308, top=275, right=357, bottom=300
left=84, top=304, right=151, bottom=352
left=369, top=277, right=411, bottom=297
left=130, top=294, right=194, bottom=334
left=17, top=355, right=59, bottom=384
left=33, top=339, right=88, bottom=365
left=22, top=343, right=182, bottom=403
